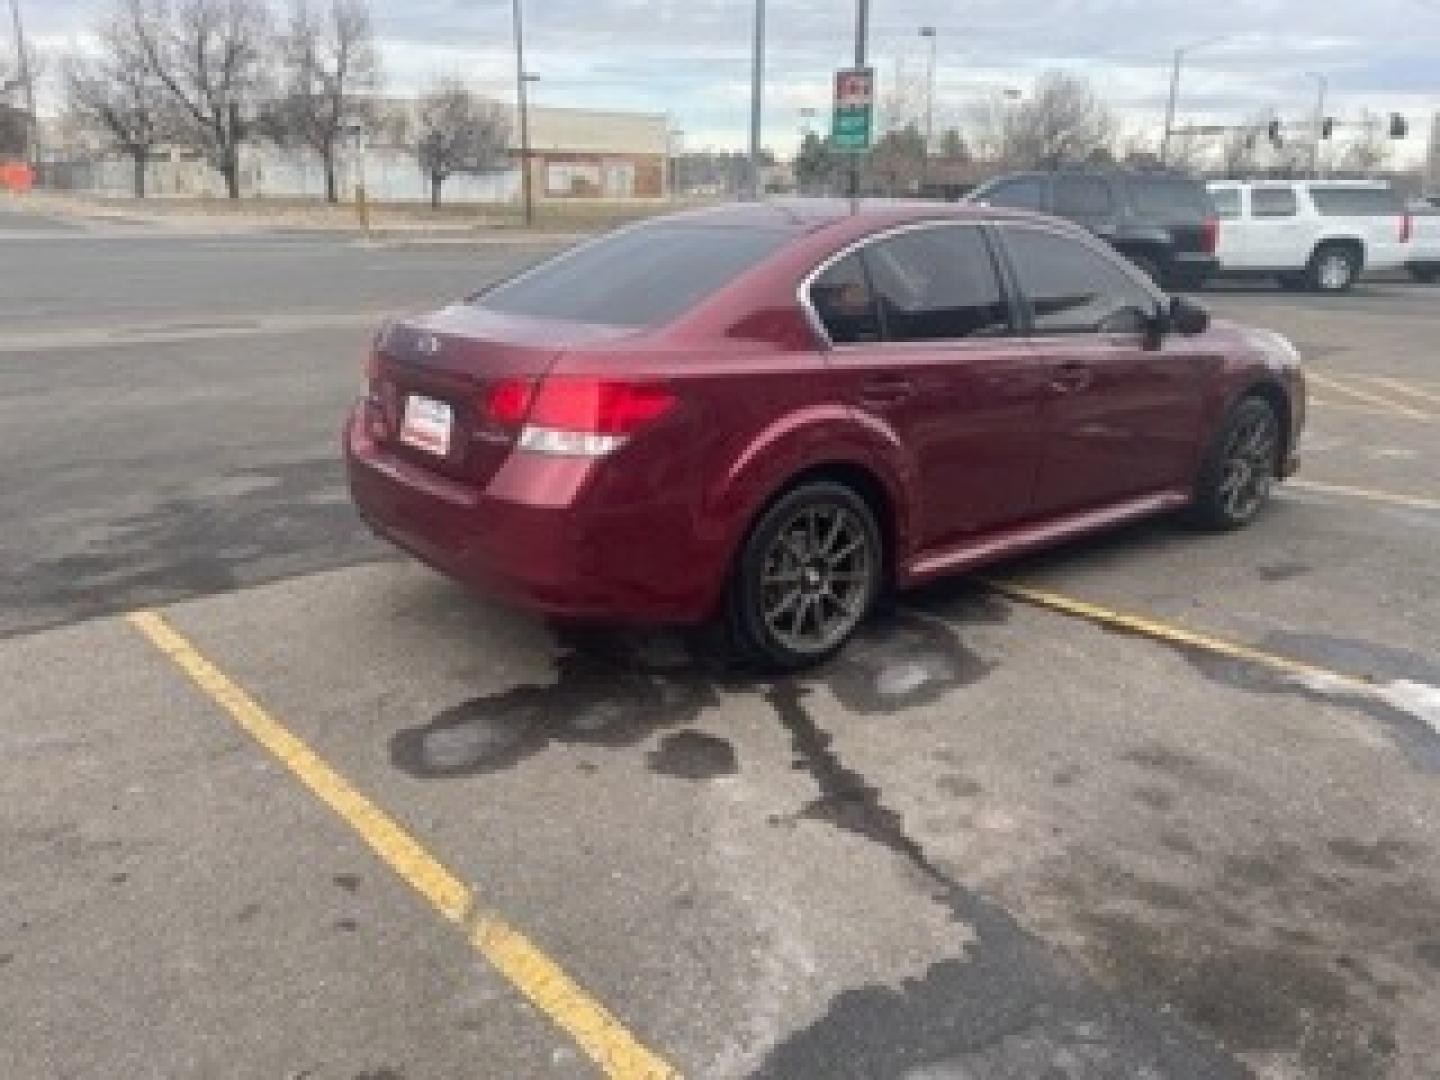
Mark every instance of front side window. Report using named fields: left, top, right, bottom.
left=1000, top=225, right=1156, bottom=335
left=861, top=225, right=1011, bottom=341
left=1055, top=175, right=1114, bottom=217
left=1209, top=187, right=1242, bottom=219
left=480, top=223, right=789, bottom=327
left=809, top=254, right=881, bottom=344
left=1251, top=188, right=1298, bottom=218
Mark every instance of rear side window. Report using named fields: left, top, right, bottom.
left=1251, top=188, right=1298, bottom=218
left=981, top=176, right=1046, bottom=210
left=809, top=254, right=881, bottom=344
left=1055, top=175, right=1113, bottom=216
left=1127, top=176, right=1211, bottom=218
left=1209, top=188, right=1242, bottom=219
left=480, top=223, right=789, bottom=327
left=861, top=225, right=1011, bottom=341
left=1000, top=225, right=1156, bottom=335
left=1309, top=186, right=1405, bottom=216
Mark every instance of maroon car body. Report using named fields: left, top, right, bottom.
left=346, top=200, right=1303, bottom=661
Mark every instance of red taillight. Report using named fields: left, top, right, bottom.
left=1400, top=213, right=1413, bottom=243
left=483, top=377, right=537, bottom=427
left=1201, top=215, right=1219, bottom=255
left=528, top=378, right=676, bottom=435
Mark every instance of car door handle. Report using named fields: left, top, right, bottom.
left=859, top=375, right=916, bottom=405
left=1049, top=362, right=1093, bottom=394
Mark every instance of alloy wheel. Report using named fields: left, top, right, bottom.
left=1217, top=408, right=1278, bottom=521
left=759, top=503, right=874, bottom=655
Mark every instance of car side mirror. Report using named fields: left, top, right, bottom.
left=1170, top=294, right=1210, bottom=337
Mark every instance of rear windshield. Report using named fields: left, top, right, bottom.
left=1126, top=176, right=1212, bottom=218
left=1309, top=187, right=1405, bottom=216
left=478, top=223, right=790, bottom=327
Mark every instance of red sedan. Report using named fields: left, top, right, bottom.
left=346, top=200, right=1304, bottom=668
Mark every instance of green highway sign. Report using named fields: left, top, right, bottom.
left=831, top=67, right=874, bottom=153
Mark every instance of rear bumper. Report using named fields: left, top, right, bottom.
left=344, top=407, right=717, bottom=623
left=1170, top=253, right=1221, bottom=275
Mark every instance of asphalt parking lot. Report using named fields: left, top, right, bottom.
left=3, top=204, right=1439, bottom=1080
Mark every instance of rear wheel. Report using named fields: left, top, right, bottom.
left=1188, top=396, right=1281, bottom=530
left=724, top=481, right=881, bottom=670
left=1306, top=244, right=1359, bottom=292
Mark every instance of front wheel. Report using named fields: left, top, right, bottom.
left=724, top=481, right=882, bottom=670
left=1188, top=397, right=1281, bottom=530
left=1306, top=245, right=1359, bottom=292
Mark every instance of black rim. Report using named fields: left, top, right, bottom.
left=1218, top=408, right=1278, bottom=520
left=760, top=504, right=872, bottom=654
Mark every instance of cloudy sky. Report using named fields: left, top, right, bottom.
left=15, top=0, right=1440, bottom=160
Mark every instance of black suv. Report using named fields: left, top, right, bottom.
left=968, top=169, right=1220, bottom=289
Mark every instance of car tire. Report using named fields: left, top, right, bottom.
left=1187, top=396, right=1281, bottom=531
left=1306, top=244, right=1359, bottom=293
left=724, top=480, right=882, bottom=670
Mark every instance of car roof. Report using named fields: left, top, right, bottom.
left=650, top=198, right=1003, bottom=235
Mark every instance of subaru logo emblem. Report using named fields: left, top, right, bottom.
left=416, top=333, right=441, bottom=355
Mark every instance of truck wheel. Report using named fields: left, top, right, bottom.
left=1306, top=245, right=1359, bottom=293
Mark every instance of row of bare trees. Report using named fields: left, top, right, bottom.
left=61, top=0, right=509, bottom=206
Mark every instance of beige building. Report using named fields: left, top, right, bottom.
left=523, top=105, right=669, bottom=199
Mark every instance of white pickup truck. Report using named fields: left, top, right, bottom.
left=1206, top=180, right=1413, bottom=292
left=1407, top=200, right=1440, bottom=283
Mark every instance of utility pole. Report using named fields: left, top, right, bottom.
left=850, top=0, right=869, bottom=200
left=1307, top=72, right=1327, bottom=179
left=919, top=26, right=936, bottom=191
left=511, top=0, right=534, bottom=226
left=8, top=0, right=37, bottom=170
left=748, top=0, right=764, bottom=200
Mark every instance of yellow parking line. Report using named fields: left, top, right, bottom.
left=127, top=609, right=678, bottom=1080
left=986, top=580, right=1373, bottom=694
left=1287, top=478, right=1440, bottom=513
left=1306, top=373, right=1433, bottom=421
left=1365, top=376, right=1440, bottom=409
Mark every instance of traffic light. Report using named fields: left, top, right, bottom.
left=1320, top=117, right=1334, bottom=140
left=1268, top=119, right=1283, bottom=147
left=1389, top=113, right=1408, bottom=139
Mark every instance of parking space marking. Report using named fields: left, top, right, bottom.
left=1287, top=478, right=1440, bottom=514
left=126, top=609, right=679, bottom=1080
left=1308, top=396, right=1412, bottom=420
left=1364, top=376, right=1440, bottom=409
left=987, top=580, right=1373, bottom=693
left=1306, top=373, right=1433, bottom=421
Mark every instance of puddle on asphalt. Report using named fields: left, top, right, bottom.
left=389, top=600, right=998, bottom=781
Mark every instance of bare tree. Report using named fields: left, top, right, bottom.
left=63, top=16, right=174, bottom=197
left=1339, top=111, right=1391, bottom=176
left=1165, top=127, right=1213, bottom=173
left=1002, top=71, right=1115, bottom=169
left=1222, top=119, right=1265, bottom=179
left=413, top=77, right=509, bottom=209
left=267, top=0, right=380, bottom=203
left=124, top=0, right=273, bottom=199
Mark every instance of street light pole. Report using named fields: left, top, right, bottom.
left=919, top=26, right=936, bottom=190
left=511, top=0, right=534, bottom=226
left=1307, top=72, right=1328, bottom=179
left=748, top=0, right=765, bottom=200
left=7, top=0, right=37, bottom=170
left=849, top=0, right=869, bottom=200
left=1161, top=35, right=1228, bottom=166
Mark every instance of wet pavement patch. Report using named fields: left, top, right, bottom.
left=645, top=731, right=738, bottom=781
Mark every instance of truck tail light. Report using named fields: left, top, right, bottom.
left=1201, top=214, right=1219, bottom=255
left=489, top=376, right=676, bottom=457
left=1400, top=213, right=1413, bottom=244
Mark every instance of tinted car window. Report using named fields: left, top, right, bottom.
left=1001, top=225, right=1156, bottom=334
left=1126, top=176, right=1211, bottom=219
left=1055, top=175, right=1113, bottom=216
left=1251, top=188, right=1298, bottom=218
left=809, top=254, right=881, bottom=344
left=981, top=176, right=1046, bottom=210
left=1309, top=186, right=1405, bottom=215
left=862, top=225, right=1011, bottom=341
left=1209, top=188, right=1242, bottom=219
left=481, top=223, right=788, bottom=327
